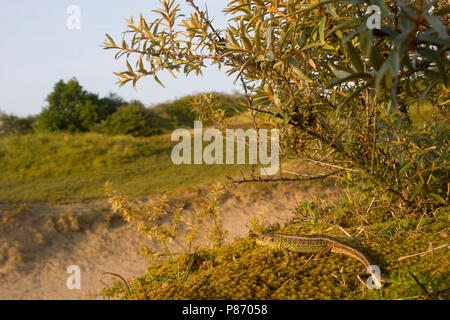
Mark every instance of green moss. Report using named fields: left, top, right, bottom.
left=103, top=207, right=449, bottom=300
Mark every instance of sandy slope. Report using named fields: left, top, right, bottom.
left=0, top=181, right=337, bottom=300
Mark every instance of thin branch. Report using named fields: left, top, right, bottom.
left=408, top=270, right=430, bottom=296
left=305, top=156, right=362, bottom=173
left=229, top=170, right=343, bottom=184
left=398, top=244, right=448, bottom=261
left=364, top=188, right=389, bottom=216
left=185, top=0, right=225, bottom=42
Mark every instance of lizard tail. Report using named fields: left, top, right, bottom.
left=328, top=241, right=372, bottom=269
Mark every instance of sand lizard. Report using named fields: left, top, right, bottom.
left=256, top=233, right=383, bottom=287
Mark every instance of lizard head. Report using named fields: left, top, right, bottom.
left=256, top=233, right=279, bottom=249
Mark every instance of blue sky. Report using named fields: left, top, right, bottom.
left=0, top=0, right=239, bottom=117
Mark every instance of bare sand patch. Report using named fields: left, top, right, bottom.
left=0, top=179, right=337, bottom=299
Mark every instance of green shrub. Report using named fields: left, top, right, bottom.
left=102, top=102, right=167, bottom=137
left=153, top=92, right=246, bottom=129
left=0, top=112, right=35, bottom=135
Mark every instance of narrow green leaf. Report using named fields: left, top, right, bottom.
left=319, top=17, right=326, bottom=45
left=375, top=59, right=390, bottom=93
left=345, top=42, right=364, bottom=73
left=153, top=75, right=165, bottom=88
left=326, top=3, right=339, bottom=19
left=288, top=56, right=312, bottom=82
left=329, top=73, right=371, bottom=87
left=359, top=29, right=373, bottom=56
left=418, top=34, right=450, bottom=47
left=338, top=81, right=373, bottom=108
left=266, top=27, right=273, bottom=50
left=420, top=81, right=439, bottom=101
left=254, top=21, right=262, bottom=51
left=234, top=56, right=259, bottom=83
left=105, top=34, right=116, bottom=47
left=302, top=42, right=322, bottom=50
left=399, top=162, right=413, bottom=175
left=126, top=60, right=134, bottom=74
left=430, top=193, right=447, bottom=204
left=370, top=0, right=389, bottom=15
left=370, top=45, right=384, bottom=71
left=425, top=15, right=448, bottom=39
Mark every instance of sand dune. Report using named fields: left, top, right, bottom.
left=0, top=180, right=337, bottom=299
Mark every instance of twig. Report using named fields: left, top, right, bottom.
left=322, top=224, right=353, bottom=238
left=364, top=188, right=389, bottom=216
left=427, top=286, right=449, bottom=300
left=257, top=196, right=298, bottom=215
left=185, top=0, right=224, bottom=42
left=103, top=272, right=131, bottom=297
left=305, top=156, right=361, bottom=173
left=356, top=274, right=367, bottom=288
left=408, top=270, right=430, bottom=296
left=398, top=244, right=448, bottom=261
left=231, top=170, right=343, bottom=184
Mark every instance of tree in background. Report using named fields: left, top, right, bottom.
left=100, top=92, right=126, bottom=119
left=102, top=100, right=167, bottom=137
left=0, top=111, right=35, bottom=135
left=160, top=95, right=198, bottom=127
left=104, top=0, right=449, bottom=211
left=33, top=78, right=243, bottom=136
left=37, top=78, right=122, bottom=132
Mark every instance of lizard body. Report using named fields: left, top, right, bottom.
left=256, top=233, right=372, bottom=269
left=256, top=232, right=384, bottom=288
